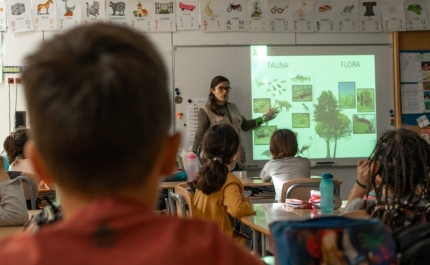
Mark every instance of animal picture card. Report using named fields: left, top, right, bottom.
left=32, top=0, right=57, bottom=30
left=200, top=0, right=224, bottom=32
left=246, top=0, right=269, bottom=32
left=267, top=0, right=291, bottom=32
left=313, top=1, right=336, bottom=32
left=6, top=0, right=34, bottom=32
left=176, top=0, right=198, bottom=30
left=290, top=0, right=314, bottom=32
left=151, top=0, right=176, bottom=31
left=106, top=0, right=129, bottom=27
left=380, top=1, right=406, bottom=31
left=335, top=1, right=359, bottom=32
left=404, top=0, right=429, bottom=30
left=359, top=0, right=382, bottom=32
left=57, top=0, right=81, bottom=30
left=128, top=0, right=152, bottom=31
left=223, top=0, right=246, bottom=32
left=0, top=2, right=7, bottom=31
left=81, top=0, right=106, bottom=25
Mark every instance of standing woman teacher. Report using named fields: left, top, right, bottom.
left=192, top=76, right=279, bottom=170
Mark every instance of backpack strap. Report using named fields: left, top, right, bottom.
left=7, top=171, right=22, bottom=179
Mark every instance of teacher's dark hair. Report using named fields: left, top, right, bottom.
left=22, top=24, right=169, bottom=196
left=208, top=75, right=229, bottom=116
left=193, top=123, right=239, bottom=195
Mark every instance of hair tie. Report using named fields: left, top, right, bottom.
left=213, top=157, right=222, bottom=163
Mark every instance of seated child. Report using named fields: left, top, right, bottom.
left=0, top=24, right=264, bottom=265
left=344, top=128, right=430, bottom=231
left=0, top=157, right=28, bottom=226
left=193, top=123, right=255, bottom=247
left=259, top=129, right=311, bottom=202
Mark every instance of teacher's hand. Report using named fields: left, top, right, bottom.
left=263, top=105, right=280, bottom=122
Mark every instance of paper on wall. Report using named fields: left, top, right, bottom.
left=176, top=0, right=199, bottom=30
left=0, top=2, right=7, bottom=31
left=200, top=0, right=224, bottom=32
left=186, top=98, right=206, bottom=143
left=33, top=0, right=57, bottom=30
left=404, top=0, right=429, bottom=30
left=224, top=0, right=246, bottom=32
left=81, top=0, right=106, bottom=25
left=359, top=0, right=382, bottom=32
left=128, top=0, right=151, bottom=31
left=246, top=0, right=268, bottom=32
left=290, top=0, right=313, bottom=32
left=267, top=0, right=291, bottom=32
left=335, top=1, right=359, bottom=32
left=57, top=0, right=81, bottom=30
left=6, top=0, right=34, bottom=32
left=380, top=1, right=406, bottom=32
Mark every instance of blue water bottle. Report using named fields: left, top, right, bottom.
left=320, top=173, right=334, bottom=214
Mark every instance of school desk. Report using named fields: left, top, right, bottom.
left=0, top=210, right=41, bottom=239
left=240, top=203, right=341, bottom=255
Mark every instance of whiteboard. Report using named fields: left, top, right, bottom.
left=173, top=45, right=394, bottom=167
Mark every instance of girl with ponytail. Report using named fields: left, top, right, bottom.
left=193, top=123, right=255, bottom=247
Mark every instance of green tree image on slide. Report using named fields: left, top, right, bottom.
left=313, top=91, right=352, bottom=158
left=357, top=89, right=375, bottom=112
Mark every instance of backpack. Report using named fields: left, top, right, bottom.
left=270, top=216, right=396, bottom=265
left=392, top=222, right=430, bottom=265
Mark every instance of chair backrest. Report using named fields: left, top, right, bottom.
left=280, top=178, right=342, bottom=202
left=8, top=171, right=40, bottom=202
left=17, top=176, right=37, bottom=210
left=173, top=182, right=195, bottom=218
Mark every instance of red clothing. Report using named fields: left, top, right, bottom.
left=0, top=199, right=264, bottom=265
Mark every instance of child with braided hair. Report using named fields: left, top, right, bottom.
left=344, top=128, right=430, bottom=231
left=193, top=123, right=255, bottom=247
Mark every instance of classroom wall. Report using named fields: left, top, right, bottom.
left=0, top=29, right=394, bottom=198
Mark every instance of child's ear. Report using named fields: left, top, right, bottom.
left=25, top=141, right=55, bottom=184
left=158, top=133, right=180, bottom=176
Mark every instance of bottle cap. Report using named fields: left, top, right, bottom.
left=321, top=173, right=333, bottom=179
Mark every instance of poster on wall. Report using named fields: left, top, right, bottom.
left=335, top=1, right=359, bottom=32
left=6, top=0, right=34, bottom=32
left=56, top=0, right=81, bottom=30
left=313, top=1, right=336, bottom=32
left=290, top=0, right=314, bottom=32
left=176, top=0, right=198, bottom=30
left=380, top=1, right=406, bottom=31
left=200, top=0, right=224, bottom=32
left=106, top=0, right=129, bottom=27
left=32, top=0, right=57, bottom=30
left=267, top=0, right=291, bottom=32
left=128, top=0, right=152, bottom=31
left=246, top=0, right=268, bottom=32
left=0, top=2, right=7, bottom=31
left=223, top=0, right=246, bottom=32
left=81, top=0, right=106, bottom=25
left=151, top=0, right=176, bottom=32
left=359, top=0, right=382, bottom=32
left=404, top=0, right=428, bottom=30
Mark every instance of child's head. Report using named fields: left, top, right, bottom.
left=193, top=123, right=239, bottom=195
left=270, top=129, right=298, bottom=159
left=22, top=24, right=178, bottom=197
left=365, top=128, right=430, bottom=228
left=3, top=126, right=29, bottom=165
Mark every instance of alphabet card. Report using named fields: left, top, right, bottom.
left=106, top=0, right=129, bottom=27
left=380, top=1, right=406, bottom=31
left=359, top=0, right=382, bottom=32
left=176, top=0, right=198, bottom=30
left=200, top=0, right=224, bottom=32
left=81, top=0, right=106, bottom=25
left=57, top=0, right=81, bottom=30
left=335, top=1, right=358, bottom=32
left=152, top=0, right=176, bottom=31
left=128, top=0, right=152, bottom=31
left=313, top=1, right=336, bottom=32
left=224, top=0, right=246, bottom=32
left=33, top=0, right=57, bottom=30
left=267, top=0, right=291, bottom=32
left=290, top=0, right=314, bottom=32
left=246, top=0, right=269, bottom=32
left=0, top=2, right=8, bottom=31
left=6, top=0, right=34, bottom=32
left=404, top=0, right=428, bottom=30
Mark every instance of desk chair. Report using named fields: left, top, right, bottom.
left=17, top=176, right=37, bottom=210
left=280, top=178, right=342, bottom=202
left=170, top=182, right=194, bottom=218
left=8, top=171, right=39, bottom=210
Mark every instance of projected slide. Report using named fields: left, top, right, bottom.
left=251, top=46, right=376, bottom=161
